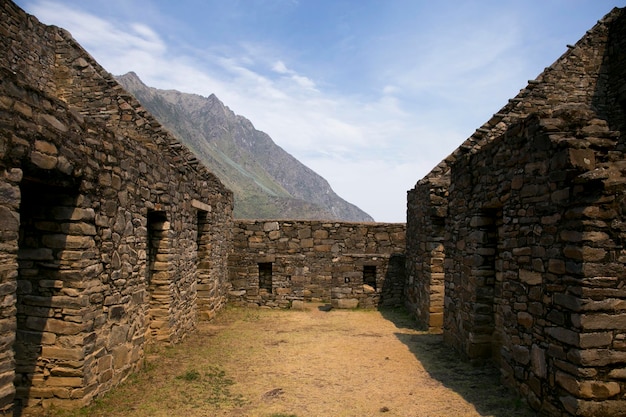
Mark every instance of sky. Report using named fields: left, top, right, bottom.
left=15, top=0, right=624, bottom=222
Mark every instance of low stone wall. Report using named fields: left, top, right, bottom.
left=228, top=220, right=405, bottom=309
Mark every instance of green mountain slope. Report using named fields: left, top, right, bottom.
left=116, top=72, right=374, bottom=221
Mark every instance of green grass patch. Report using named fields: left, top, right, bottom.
left=176, top=366, right=247, bottom=408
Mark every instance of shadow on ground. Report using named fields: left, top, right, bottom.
left=379, top=307, right=538, bottom=417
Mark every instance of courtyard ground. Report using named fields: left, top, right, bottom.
left=53, top=304, right=536, bottom=417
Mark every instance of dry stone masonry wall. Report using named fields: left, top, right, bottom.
left=0, top=2, right=409, bottom=414
left=229, top=220, right=406, bottom=309
left=407, top=7, right=626, bottom=417
left=0, top=1, right=233, bottom=413
left=8, top=1, right=626, bottom=416
left=405, top=176, right=448, bottom=332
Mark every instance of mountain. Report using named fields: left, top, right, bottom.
left=116, top=72, right=374, bottom=222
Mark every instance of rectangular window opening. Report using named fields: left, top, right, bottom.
left=196, top=210, right=209, bottom=250
left=258, top=262, right=272, bottom=293
left=147, top=210, right=168, bottom=284
left=363, top=265, right=377, bottom=289
left=196, top=210, right=210, bottom=278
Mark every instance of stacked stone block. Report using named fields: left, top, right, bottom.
left=406, top=175, right=448, bottom=331
left=229, top=220, right=405, bottom=309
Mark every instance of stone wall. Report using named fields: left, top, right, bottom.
left=405, top=174, right=448, bottom=331
left=407, top=7, right=626, bottom=416
left=229, top=220, right=406, bottom=309
left=0, top=1, right=233, bottom=413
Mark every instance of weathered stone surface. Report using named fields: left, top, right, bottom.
left=333, top=298, right=359, bottom=309
left=0, top=1, right=234, bottom=413
left=575, top=399, right=626, bottom=417
left=608, top=368, right=626, bottom=379
left=574, top=313, right=626, bottom=330
left=263, top=221, right=279, bottom=232
left=519, top=270, right=542, bottom=285
left=228, top=220, right=405, bottom=309
left=546, top=327, right=579, bottom=346
left=558, top=370, right=621, bottom=399
left=406, top=7, right=626, bottom=417
left=40, top=347, right=84, bottom=361
left=530, top=345, right=546, bottom=378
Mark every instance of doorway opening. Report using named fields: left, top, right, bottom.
left=146, top=210, right=170, bottom=341
left=14, top=177, right=83, bottom=409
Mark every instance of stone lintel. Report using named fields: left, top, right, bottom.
left=191, top=199, right=211, bottom=212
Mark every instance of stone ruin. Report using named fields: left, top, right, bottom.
left=228, top=220, right=406, bottom=309
left=0, top=0, right=233, bottom=412
left=2, top=1, right=626, bottom=416
left=406, top=7, right=626, bottom=416
left=0, top=2, right=407, bottom=414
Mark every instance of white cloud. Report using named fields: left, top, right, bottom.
left=128, top=23, right=165, bottom=53
left=272, top=60, right=289, bottom=74
left=304, top=157, right=435, bottom=223
left=269, top=60, right=318, bottom=91
left=291, top=74, right=317, bottom=91
left=30, top=2, right=167, bottom=58
left=24, top=0, right=539, bottom=222
left=375, top=9, right=528, bottom=129
left=382, top=85, right=399, bottom=95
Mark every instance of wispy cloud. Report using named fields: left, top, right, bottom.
left=26, top=0, right=423, bottom=221
left=19, top=0, right=614, bottom=222
left=31, top=2, right=166, bottom=55
left=272, top=61, right=289, bottom=74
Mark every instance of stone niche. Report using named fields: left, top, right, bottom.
left=228, top=220, right=406, bottom=309
left=406, top=7, right=626, bottom=417
left=0, top=1, right=233, bottom=413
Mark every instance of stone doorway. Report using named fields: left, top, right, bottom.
left=146, top=210, right=171, bottom=342
left=467, top=208, right=502, bottom=359
left=14, top=177, right=86, bottom=411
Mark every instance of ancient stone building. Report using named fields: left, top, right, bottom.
left=229, top=220, right=406, bottom=309
left=0, top=1, right=233, bottom=413
left=15, top=0, right=626, bottom=415
left=407, top=7, right=626, bottom=416
left=0, top=2, right=409, bottom=414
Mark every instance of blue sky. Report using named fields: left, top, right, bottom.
left=15, top=0, right=623, bottom=222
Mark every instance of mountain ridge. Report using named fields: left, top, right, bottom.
left=116, top=72, right=374, bottom=221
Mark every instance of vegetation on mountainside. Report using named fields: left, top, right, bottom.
left=116, top=72, right=374, bottom=221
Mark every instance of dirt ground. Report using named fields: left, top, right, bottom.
left=53, top=304, right=537, bottom=417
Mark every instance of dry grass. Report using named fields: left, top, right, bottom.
left=50, top=305, right=536, bottom=417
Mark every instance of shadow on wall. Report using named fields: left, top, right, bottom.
left=379, top=253, right=406, bottom=308
left=14, top=178, right=82, bottom=416
left=377, top=308, right=536, bottom=417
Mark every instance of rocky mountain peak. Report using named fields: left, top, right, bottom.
left=116, top=72, right=373, bottom=221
